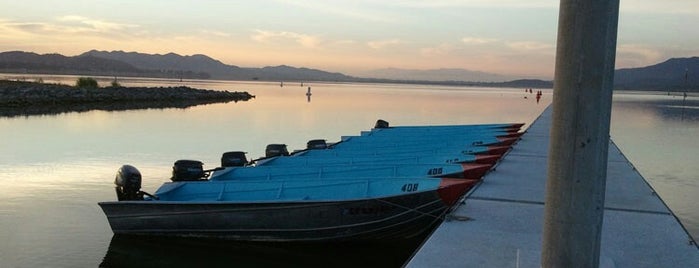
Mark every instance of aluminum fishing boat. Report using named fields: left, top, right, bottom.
left=99, top=174, right=474, bottom=241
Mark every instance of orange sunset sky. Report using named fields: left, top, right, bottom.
left=1, top=0, right=698, bottom=79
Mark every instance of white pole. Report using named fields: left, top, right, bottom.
left=542, top=0, right=620, bottom=267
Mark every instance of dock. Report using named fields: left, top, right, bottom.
left=407, top=105, right=699, bottom=267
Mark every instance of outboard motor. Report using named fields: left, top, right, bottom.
left=221, top=151, right=248, bottom=167
left=114, top=165, right=144, bottom=201
left=306, top=139, right=327, bottom=150
left=265, top=144, right=289, bottom=158
left=374, top=119, right=389, bottom=129
left=171, top=160, right=205, bottom=181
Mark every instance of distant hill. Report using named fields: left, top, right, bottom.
left=1, top=50, right=697, bottom=90
left=245, top=65, right=351, bottom=81
left=79, top=50, right=353, bottom=81
left=614, top=57, right=699, bottom=90
left=0, top=51, right=142, bottom=74
left=355, top=67, right=520, bottom=82
left=80, top=50, right=236, bottom=79
left=0, top=50, right=356, bottom=82
left=0, top=51, right=210, bottom=79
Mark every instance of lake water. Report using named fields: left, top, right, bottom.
left=0, top=74, right=696, bottom=267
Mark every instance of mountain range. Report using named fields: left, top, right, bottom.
left=353, top=67, right=521, bottom=82
left=0, top=50, right=354, bottom=82
left=1, top=50, right=697, bottom=90
left=615, top=57, right=698, bottom=90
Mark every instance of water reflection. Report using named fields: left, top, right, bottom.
left=100, top=234, right=425, bottom=268
left=614, top=94, right=699, bottom=122
left=0, top=99, right=247, bottom=118
left=610, top=93, right=699, bottom=238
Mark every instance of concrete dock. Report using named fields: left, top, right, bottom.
left=407, top=106, right=699, bottom=267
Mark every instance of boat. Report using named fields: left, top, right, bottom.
left=208, top=161, right=492, bottom=181
left=99, top=173, right=475, bottom=241
left=367, top=122, right=525, bottom=131
left=257, top=153, right=503, bottom=167
left=298, top=144, right=512, bottom=158
left=331, top=135, right=519, bottom=150
left=98, top=120, right=523, bottom=241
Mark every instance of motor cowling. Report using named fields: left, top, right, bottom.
left=374, top=119, right=389, bottom=129
left=221, top=151, right=248, bottom=167
left=265, top=144, right=289, bottom=158
left=171, top=160, right=205, bottom=181
left=306, top=139, right=327, bottom=150
left=114, top=165, right=144, bottom=201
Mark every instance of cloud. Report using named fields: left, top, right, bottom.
left=461, top=37, right=498, bottom=45
left=389, top=0, right=555, bottom=9
left=506, top=41, right=554, bottom=51
left=617, top=44, right=662, bottom=60
left=621, top=0, right=699, bottom=15
left=199, top=30, right=231, bottom=38
left=367, top=39, right=402, bottom=49
left=0, top=19, right=35, bottom=40
left=0, top=20, right=59, bottom=35
left=0, top=17, right=154, bottom=56
left=0, top=16, right=140, bottom=37
left=420, top=43, right=454, bottom=56
left=616, top=44, right=663, bottom=67
left=332, top=40, right=357, bottom=46
left=276, top=0, right=399, bottom=23
left=56, top=15, right=138, bottom=32
left=397, top=0, right=699, bottom=15
left=251, top=30, right=321, bottom=48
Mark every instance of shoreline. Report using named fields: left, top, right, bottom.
left=0, top=80, right=254, bottom=117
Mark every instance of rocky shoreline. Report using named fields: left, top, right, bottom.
left=0, top=80, right=254, bottom=116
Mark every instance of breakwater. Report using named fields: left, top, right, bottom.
left=0, top=80, right=254, bottom=117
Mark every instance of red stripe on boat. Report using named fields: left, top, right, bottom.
left=437, top=178, right=478, bottom=206
left=497, top=132, right=525, bottom=139
left=472, top=136, right=518, bottom=147
left=461, top=163, right=493, bottom=180
left=495, top=136, right=519, bottom=146
left=474, top=154, right=501, bottom=165
left=483, top=145, right=510, bottom=156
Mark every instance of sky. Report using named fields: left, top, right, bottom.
left=1, top=0, right=698, bottom=79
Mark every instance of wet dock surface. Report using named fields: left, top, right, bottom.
left=407, top=105, right=699, bottom=267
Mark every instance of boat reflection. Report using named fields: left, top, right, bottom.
left=100, top=234, right=426, bottom=268
left=306, top=86, right=312, bottom=103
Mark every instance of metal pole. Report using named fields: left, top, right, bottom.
left=683, top=69, right=688, bottom=119
left=542, top=0, right=620, bottom=267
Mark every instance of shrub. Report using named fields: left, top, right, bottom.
left=110, top=78, right=121, bottom=88
left=76, top=77, right=99, bottom=88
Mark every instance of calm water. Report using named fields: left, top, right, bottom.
left=0, top=74, right=696, bottom=267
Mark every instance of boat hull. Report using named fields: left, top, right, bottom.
left=99, top=189, right=453, bottom=242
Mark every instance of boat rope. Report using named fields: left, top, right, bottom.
left=375, top=198, right=448, bottom=221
